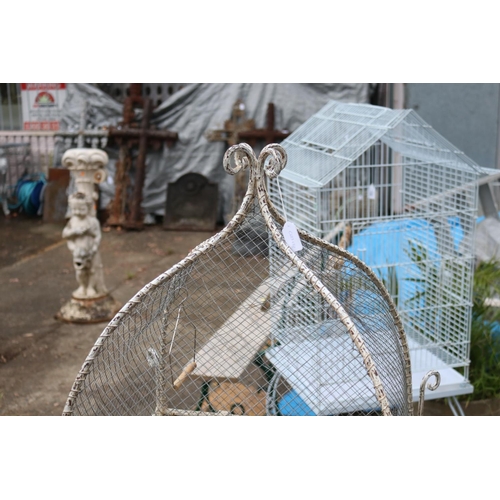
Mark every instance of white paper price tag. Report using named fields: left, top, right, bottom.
left=368, top=184, right=376, bottom=200
left=282, top=221, right=303, bottom=252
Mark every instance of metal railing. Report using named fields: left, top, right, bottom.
left=0, top=83, right=22, bottom=131
left=0, top=131, right=55, bottom=176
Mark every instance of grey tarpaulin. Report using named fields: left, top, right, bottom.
left=60, top=83, right=123, bottom=130
left=57, top=83, right=369, bottom=222
left=54, top=83, right=124, bottom=211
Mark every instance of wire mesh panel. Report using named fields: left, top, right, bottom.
left=0, top=132, right=55, bottom=175
left=64, top=143, right=415, bottom=416
left=272, top=101, right=484, bottom=400
left=0, top=142, right=31, bottom=191
left=0, top=142, right=33, bottom=214
left=266, top=236, right=409, bottom=415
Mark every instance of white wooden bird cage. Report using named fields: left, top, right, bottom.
left=269, top=100, right=489, bottom=410
left=63, top=143, right=441, bottom=416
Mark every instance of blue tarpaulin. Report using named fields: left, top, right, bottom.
left=278, top=390, right=316, bottom=416
left=348, top=217, right=465, bottom=309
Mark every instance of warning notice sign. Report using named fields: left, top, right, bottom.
left=21, top=83, right=67, bottom=131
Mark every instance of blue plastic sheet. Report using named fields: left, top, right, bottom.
left=278, top=390, right=316, bottom=416
left=348, top=217, right=465, bottom=309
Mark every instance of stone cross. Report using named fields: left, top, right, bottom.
left=205, top=99, right=257, bottom=219
left=205, top=99, right=256, bottom=147
left=205, top=101, right=290, bottom=219
left=238, top=103, right=290, bottom=147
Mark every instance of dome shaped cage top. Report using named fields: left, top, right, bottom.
left=63, top=143, right=439, bottom=416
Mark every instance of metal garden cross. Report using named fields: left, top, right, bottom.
left=107, top=84, right=178, bottom=230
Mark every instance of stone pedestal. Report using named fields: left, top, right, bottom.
left=62, top=148, right=108, bottom=217
left=56, top=295, right=121, bottom=324
left=56, top=148, right=120, bottom=324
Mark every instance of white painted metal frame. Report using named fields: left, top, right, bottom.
left=271, top=101, right=486, bottom=403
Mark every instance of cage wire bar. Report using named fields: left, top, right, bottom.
left=270, top=100, right=487, bottom=405
left=64, top=143, right=445, bottom=416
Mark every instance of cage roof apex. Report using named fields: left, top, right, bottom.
left=280, top=100, right=484, bottom=188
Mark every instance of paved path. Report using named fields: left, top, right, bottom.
left=0, top=216, right=212, bottom=415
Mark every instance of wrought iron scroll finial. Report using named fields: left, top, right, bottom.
left=223, top=143, right=256, bottom=175
left=258, top=143, right=287, bottom=179
left=418, top=370, right=441, bottom=416
left=223, top=143, right=287, bottom=179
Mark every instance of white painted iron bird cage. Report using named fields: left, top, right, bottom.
left=269, top=100, right=487, bottom=411
left=64, top=143, right=441, bottom=416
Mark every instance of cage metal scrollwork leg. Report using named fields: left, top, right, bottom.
left=447, top=396, right=465, bottom=416
left=418, top=370, right=441, bottom=416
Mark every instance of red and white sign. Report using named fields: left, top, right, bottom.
left=21, top=83, right=67, bottom=131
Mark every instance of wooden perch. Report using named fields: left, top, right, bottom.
left=173, top=361, right=197, bottom=389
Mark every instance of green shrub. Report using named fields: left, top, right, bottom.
left=467, top=260, right=500, bottom=400
left=402, top=241, right=500, bottom=401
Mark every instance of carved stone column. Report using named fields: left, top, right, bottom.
left=62, top=148, right=108, bottom=217
left=56, top=148, right=120, bottom=323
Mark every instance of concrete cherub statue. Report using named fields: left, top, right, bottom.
left=62, top=192, right=108, bottom=299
